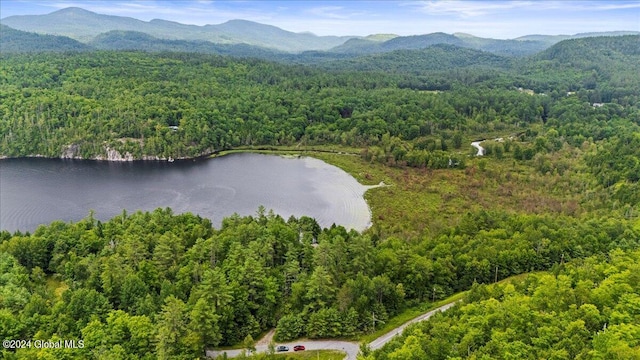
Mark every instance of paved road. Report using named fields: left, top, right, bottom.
left=206, top=340, right=359, bottom=359
left=206, top=301, right=458, bottom=359
left=368, top=301, right=457, bottom=350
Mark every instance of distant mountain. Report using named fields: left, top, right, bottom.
left=512, top=35, right=640, bottom=94
left=330, top=38, right=381, bottom=54
left=0, top=24, right=90, bottom=52
left=517, top=31, right=639, bottom=45
left=2, top=7, right=638, bottom=57
left=452, top=33, right=550, bottom=57
left=323, top=44, right=513, bottom=73
left=515, top=34, right=572, bottom=45
left=1, top=8, right=151, bottom=42
left=1, top=7, right=353, bottom=52
left=329, top=31, right=640, bottom=58
left=90, top=30, right=282, bottom=58
left=381, top=32, right=464, bottom=51
left=533, top=35, right=640, bottom=63
left=365, top=34, right=398, bottom=42
left=213, top=19, right=350, bottom=53
left=330, top=32, right=552, bottom=57
left=330, top=32, right=461, bottom=54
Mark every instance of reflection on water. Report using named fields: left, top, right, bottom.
left=0, top=153, right=371, bottom=233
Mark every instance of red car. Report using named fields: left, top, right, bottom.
left=293, top=345, right=305, bottom=351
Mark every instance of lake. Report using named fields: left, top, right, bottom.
left=0, top=153, right=372, bottom=233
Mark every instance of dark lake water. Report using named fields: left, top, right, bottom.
left=0, top=153, right=372, bottom=233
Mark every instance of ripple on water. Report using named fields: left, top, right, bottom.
left=185, top=185, right=237, bottom=213
left=3, top=198, right=80, bottom=231
left=303, top=157, right=372, bottom=232
left=110, top=188, right=183, bottom=210
left=1, top=155, right=374, bottom=233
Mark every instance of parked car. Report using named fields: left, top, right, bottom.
left=276, top=345, right=289, bottom=352
left=293, top=345, right=305, bottom=351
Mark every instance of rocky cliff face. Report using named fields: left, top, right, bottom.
left=95, top=147, right=135, bottom=161
left=61, top=144, right=81, bottom=159
left=58, top=144, right=173, bottom=161
left=59, top=144, right=135, bottom=161
left=54, top=144, right=211, bottom=161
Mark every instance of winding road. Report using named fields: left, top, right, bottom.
left=205, top=301, right=458, bottom=359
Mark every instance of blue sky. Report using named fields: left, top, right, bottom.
left=1, top=1, right=639, bottom=38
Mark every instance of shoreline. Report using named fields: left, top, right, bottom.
left=210, top=146, right=360, bottom=158
left=1, top=149, right=381, bottom=234
left=0, top=153, right=200, bottom=162
left=0, top=146, right=361, bottom=163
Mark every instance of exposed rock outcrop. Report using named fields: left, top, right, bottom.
left=95, top=147, right=135, bottom=161
left=61, top=144, right=81, bottom=159
left=42, top=144, right=214, bottom=162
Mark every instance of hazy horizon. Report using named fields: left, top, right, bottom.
left=1, top=0, right=639, bottom=39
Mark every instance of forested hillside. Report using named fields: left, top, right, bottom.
left=0, top=25, right=90, bottom=52
left=1, top=36, right=638, bottom=161
left=329, top=32, right=549, bottom=57
left=322, top=44, right=513, bottom=73
left=364, top=249, right=640, bottom=359
left=89, top=30, right=281, bottom=57
left=1, top=34, right=639, bottom=359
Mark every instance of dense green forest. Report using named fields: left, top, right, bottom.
left=0, top=25, right=91, bottom=53
left=363, top=249, right=640, bottom=359
left=1, top=35, right=640, bottom=359
left=1, top=208, right=637, bottom=359
left=1, top=36, right=638, bottom=162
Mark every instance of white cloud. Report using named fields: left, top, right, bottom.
left=305, top=6, right=349, bottom=19
left=406, top=0, right=536, bottom=18
left=551, top=1, right=640, bottom=11
left=598, top=3, right=640, bottom=10
left=403, top=0, right=640, bottom=18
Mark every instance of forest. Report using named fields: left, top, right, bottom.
left=0, top=35, right=639, bottom=359
left=362, top=248, right=640, bottom=359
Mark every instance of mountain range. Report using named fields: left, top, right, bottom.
left=0, top=7, right=351, bottom=52
left=1, top=7, right=638, bottom=57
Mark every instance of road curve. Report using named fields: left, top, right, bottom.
left=206, top=301, right=458, bottom=359
left=368, top=301, right=458, bottom=350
